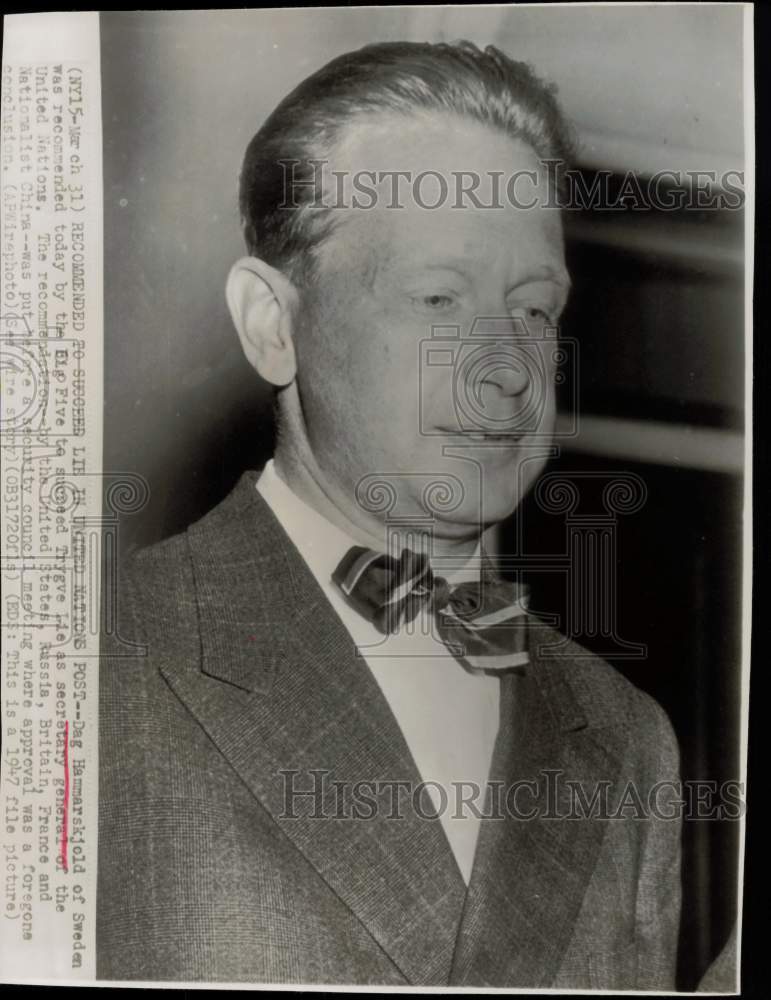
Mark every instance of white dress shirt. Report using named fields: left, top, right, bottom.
left=256, top=459, right=500, bottom=884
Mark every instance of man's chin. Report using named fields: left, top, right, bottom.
left=428, top=482, right=525, bottom=535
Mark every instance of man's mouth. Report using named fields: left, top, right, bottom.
left=436, top=428, right=526, bottom=444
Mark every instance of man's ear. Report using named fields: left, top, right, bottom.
left=225, top=256, right=299, bottom=386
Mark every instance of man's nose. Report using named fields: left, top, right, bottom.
left=467, top=315, right=535, bottom=401
left=479, top=353, right=531, bottom=398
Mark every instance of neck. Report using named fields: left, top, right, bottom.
left=273, top=436, right=481, bottom=562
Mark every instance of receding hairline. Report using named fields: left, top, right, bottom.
left=321, top=105, right=549, bottom=170
left=297, top=110, right=566, bottom=281
left=238, top=40, right=576, bottom=282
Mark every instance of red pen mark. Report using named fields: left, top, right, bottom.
left=61, top=720, right=70, bottom=873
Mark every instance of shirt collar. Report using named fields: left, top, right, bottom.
left=256, top=459, right=481, bottom=593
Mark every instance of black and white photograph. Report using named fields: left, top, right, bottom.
left=0, top=5, right=751, bottom=992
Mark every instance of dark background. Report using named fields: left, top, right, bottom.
left=100, top=9, right=746, bottom=990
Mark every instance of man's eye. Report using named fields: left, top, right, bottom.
left=418, top=294, right=455, bottom=310
left=510, top=305, right=553, bottom=325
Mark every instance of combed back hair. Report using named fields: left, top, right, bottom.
left=238, top=40, right=576, bottom=283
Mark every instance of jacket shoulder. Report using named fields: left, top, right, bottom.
left=529, top=618, right=679, bottom=767
left=111, top=470, right=265, bottom=641
left=108, top=529, right=194, bottom=647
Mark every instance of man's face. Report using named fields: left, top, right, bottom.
left=292, top=113, right=570, bottom=540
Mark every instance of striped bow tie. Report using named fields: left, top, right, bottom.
left=332, top=546, right=530, bottom=676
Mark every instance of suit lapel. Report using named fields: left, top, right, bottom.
left=450, top=623, right=627, bottom=987
left=159, top=471, right=466, bottom=985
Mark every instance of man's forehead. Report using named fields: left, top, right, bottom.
left=318, top=183, right=566, bottom=286
left=329, top=109, right=540, bottom=177
left=310, top=110, right=566, bottom=277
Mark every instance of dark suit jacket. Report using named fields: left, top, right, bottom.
left=97, top=469, right=681, bottom=987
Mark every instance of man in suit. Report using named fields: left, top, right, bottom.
left=97, top=41, right=681, bottom=987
